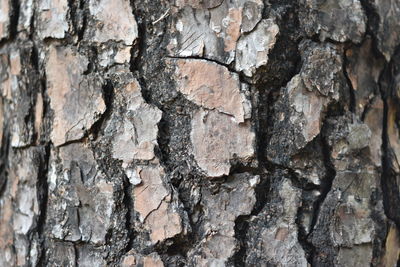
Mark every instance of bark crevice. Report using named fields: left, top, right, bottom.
left=9, top=0, right=20, bottom=39
left=379, top=45, right=400, bottom=228
left=343, top=48, right=357, bottom=113
left=306, top=127, right=337, bottom=262
left=36, top=144, right=50, bottom=266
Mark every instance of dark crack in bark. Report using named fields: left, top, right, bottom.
left=36, top=144, right=50, bottom=266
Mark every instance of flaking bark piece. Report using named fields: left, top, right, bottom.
left=174, top=58, right=251, bottom=123
left=170, top=0, right=265, bottom=65
left=111, top=80, right=162, bottom=163
left=37, top=0, right=69, bottom=39
left=87, top=0, right=138, bottom=45
left=0, top=0, right=10, bottom=40
left=191, top=109, right=255, bottom=177
left=47, top=143, right=115, bottom=245
left=267, top=41, right=344, bottom=165
left=45, top=46, right=106, bottom=146
left=188, top=173, right=259, bottom=266
left=235, top=19, right=279, bottom=77
left=299, top=0, right=366, bottom=43
left=369, top=0, right=400, bottom=61
left=133, top=165, right=184, bottom=243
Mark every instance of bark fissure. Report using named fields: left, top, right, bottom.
left=88, top=80, right=114, bottom=140
left=379, top=45, right=400, bottom=228
left=232, top=174, right=270, bottom=266
left=122, top=174, right=135, bottom=253
left=36, top=144, right=50, bottom=266
left=230, top=1, right=306, bottom=262
left=165, top=55, right=245, bottom=79
left=343, top=48, right=357, bottom=113
left=306, top=133, right=337, bottom=262
left=9, top=0, right=20, bottom=39
left=0, top=124, right=10, bottom=198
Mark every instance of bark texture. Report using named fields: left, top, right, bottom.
left=0, top=0, right=400, bottom=266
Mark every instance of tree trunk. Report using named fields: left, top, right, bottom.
left=0, top=0, right=399, bottom=266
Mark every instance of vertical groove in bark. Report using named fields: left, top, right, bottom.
left=343, top=49, right=357, bottom=113
left=380, top=45, right=400, bottom=228
left=9, top=0, right=20, bottom=39
left=0, top=123, right=9, bottom=198
left=36, top=144, right=50, bottom=265
left=122, top=173, right=135, bottom=253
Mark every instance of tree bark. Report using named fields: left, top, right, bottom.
left=0, top=0, right=399, bottom=266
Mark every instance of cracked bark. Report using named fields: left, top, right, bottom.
left=1, top=0, right=400, bottom=266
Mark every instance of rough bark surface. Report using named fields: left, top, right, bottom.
left=0, top=0, right=399, bottom=266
